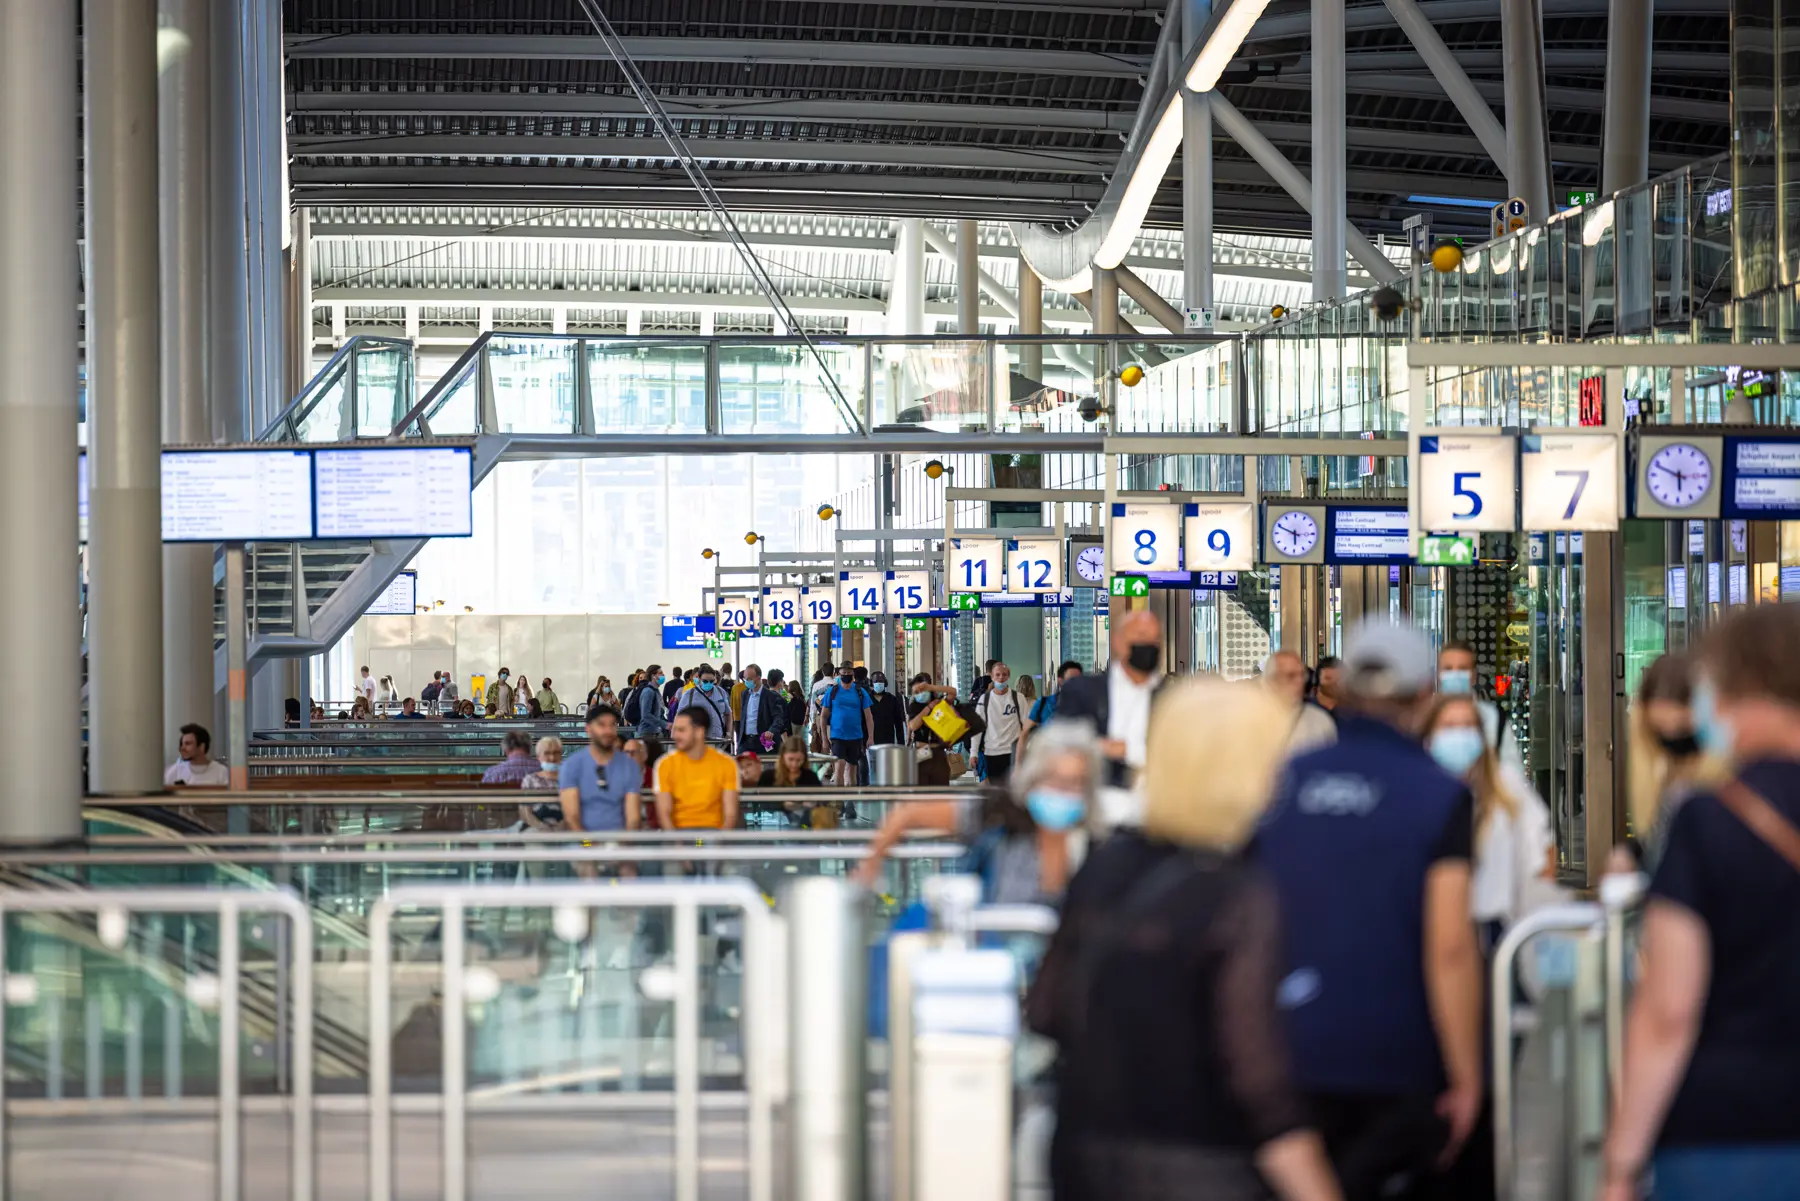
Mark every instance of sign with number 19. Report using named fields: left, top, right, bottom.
left=1109, top=503, right=1181, bottom=573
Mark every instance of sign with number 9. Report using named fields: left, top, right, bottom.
left=1109, top=503, right=1181, bottom=573
left=1182, top=502, right=1255, bottom=571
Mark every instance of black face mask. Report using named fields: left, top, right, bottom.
left=1126, top=643, right=1161, bottom=673
left=1657, top=730, right=1702, bottom=757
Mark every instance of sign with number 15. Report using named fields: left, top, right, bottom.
left=1182, top=502, right=1254, bottom=571
left=1109, top=503, right=1181, bottom=573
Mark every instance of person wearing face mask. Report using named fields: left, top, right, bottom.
left=485, top=667, right=515, bottom=718
left=1602, top=605, right=1800, bottom=1201
left=975, top=662, right=1025, bottom=785
left=1436, top=641, right=1523, bottom=776
left=1610, top=652, right=1721, bottom=877
left=735, top=663, right=790, bottom=756
left=675, top=665, right=733, bottom=743
left=866, top=671, right=906, bottom=747
left=1052, top=608, right=1167, bottom=830
left=904, top=674, right=959, bottom=785
left=817, top=663, right=874, bottom=787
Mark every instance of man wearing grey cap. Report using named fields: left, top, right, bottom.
left=1255, top=617, right=1484, bottom=1200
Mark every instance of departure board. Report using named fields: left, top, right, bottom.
left=1325, top=507, right=1411, bottom=565
left=313, top=447, right=474, bottom=538
left=161, top=450, right=315, bottom=542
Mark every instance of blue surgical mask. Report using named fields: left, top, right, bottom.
left=1438, top=668, right=1472, bottom=695
left=699, top=680, right=715, bottom=694
left=1428, top=726, right=1486, bottom=776
left=872, top=682, right=887, bottom=694
left=656, top=675, right=666, bottom=685
left=1026, top=790, right=1086, bottom=832
left=912, top=691, right=931, bottom=705
left=1693, top=678, right=1734, bottom=758
left=499, top=671, right=509, bottom=680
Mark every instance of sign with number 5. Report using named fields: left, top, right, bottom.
left=1109, top=503, right=1181, bottom=573
left=1182, top=501, right=1255, bottom=571
left=1521, top=432, right=1619, bottom=531
left=1416, top=432, right=1517, bottom=533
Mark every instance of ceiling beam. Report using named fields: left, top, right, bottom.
left=288, top=134, right=1119, bottom=175
left=1243, top=76, right=1729, bottom=124
left=290, top=90, right=1141, bottom=134
left=1243, top=0, right=1725, bottom=41
left=282, top=34, right=1155, bottom=77
left=1220, top=115, right=1695, bottom=172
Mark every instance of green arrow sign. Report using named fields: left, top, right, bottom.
left=949, top=592, right=981, bottom=612
left=761, top=623, right=786, bottom=637
left=719, top=630, right=740, bottom=643
left=1417, top=534, right=1476, bottom=567
left=1108, top=574, right=1150, bottom=598
left=902, top=616, right=929, bottom=631
left=838, top=615, right=867, bottom=631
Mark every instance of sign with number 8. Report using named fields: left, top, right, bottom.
left=1110, top=503, right=1181, bottom=573
left=1183, top=501, right=1255, bottom=571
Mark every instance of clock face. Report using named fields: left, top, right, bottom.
left=1074, top=545, right=1107, bottom=583
left=1646, top=443, right=1713, bottom=509
left=1271, top=510, right=1320, bottom=558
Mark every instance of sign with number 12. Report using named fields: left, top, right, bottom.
left=1005, top=538, right=1062, bottom=593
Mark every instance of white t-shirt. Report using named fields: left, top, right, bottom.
left=1099, top=664, right=1157, bottom=828
left=359, top=675, right=377, bottom=704
left=978, top=686, right=1023, bottom=756
left=165, top=758, right=230, bottom=787
left=1472, top=765, right=1555, bottom=925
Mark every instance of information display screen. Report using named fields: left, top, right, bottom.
left=1326, top=506, right=1411, bottom=564
left=161, top=449, right=315, bottom=542
left=314, top=447, right=474, bottom=539
left=1723, top=436, right=1800, bottom=518
left=366, top=571, right=418, bottom=616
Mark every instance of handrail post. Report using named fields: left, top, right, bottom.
left=787, top=877, right=869, bottom=1201
left=340, top=346, right=358, bottom=440
left=477, top=342, right=499, bottom=433
left=706, top=338, right=723, bottom=434
left=573, top=338, right=594, bottom=436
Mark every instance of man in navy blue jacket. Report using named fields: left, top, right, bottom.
left=1255, top=618, right=1484, bottom=1201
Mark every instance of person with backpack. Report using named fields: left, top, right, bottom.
left=973, top=662, right=1025, bottom=785
left=1021, top=660, right=1083, bottom=751
left=816, top=663, right=873, bottom=786
left=675, top=664, right=733, bottom=743
left=420, top=672, right=444, bottom=712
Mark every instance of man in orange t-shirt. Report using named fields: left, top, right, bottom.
left=653, top=706, right=740, bottom=831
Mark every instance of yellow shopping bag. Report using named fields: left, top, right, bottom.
left=922, top=698, right=969, bottom=745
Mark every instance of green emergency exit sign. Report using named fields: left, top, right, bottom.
left=1417, top=534, right=1476, bottom=567
left=1108, top=575, right=1150, bottom=598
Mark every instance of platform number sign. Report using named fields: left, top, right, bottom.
left=837, top=570, right=885, bottom=617
left=1521, top=432, right=1620, bottom=531
left=884, top=569, right=931, bottom=615
left=947, top=538, right=1005, bottom=594
left=1416, top=433, right=1517, bottom=533
left=1005, top=538, right=1062, bottom=593
left=1182, top=502, right=1255, bottom=572
left=716, top=599, right=754, bottom=633
left=799, top=586, right=836, bottom=625
left=760, top=586, right=801, bottom=628
left=1109, top=503, right=1181, bottom=573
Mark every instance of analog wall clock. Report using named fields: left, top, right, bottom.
left=1074, top=544, right=1107, bottom=583
left=1270, top=510, right=1320, bottom=558
left=1645, top=443, right=1714, bottom=510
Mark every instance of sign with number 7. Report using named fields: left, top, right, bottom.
left=1520, top=432, right=1620, bottom=531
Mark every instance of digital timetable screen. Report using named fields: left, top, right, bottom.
left=313, top=447, right=474, bottom=539
left=160, top=450, right=315, bottom=542
left=1723, top=436, right=1800, bottom=519
left=1326, top=507, right=1411, bottom=565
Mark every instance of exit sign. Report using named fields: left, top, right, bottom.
left=719, top=630, right=739, bottom=643
left=1567, top=190, right=1597, bottom=208
left=1109, top=575, right=1150, bottom=598
left=760, top=623, right=786, bottom=637
left=949, top=592, right=981, bottom=612
left=1578, top=374, right=1604, bottom=426
left=838, top=615, right=867, bottom=631
left=901, top=616, right=929, bottom=631
left=1417, top=534, right=1476, bottom=567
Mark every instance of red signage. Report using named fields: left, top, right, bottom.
left=1578, top=375, right=1605, bottom=427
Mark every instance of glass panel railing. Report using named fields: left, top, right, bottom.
left=588, top=339, right=707, bottom=433
left=989, top=339, right=1101, bottom=433
left=870, top=340, right=991, bottom=431
left=717, top=339, right=864, bottom=435
left=487, top=336, right=579, bottom=434
left=261, top=335, right=417, bottom=445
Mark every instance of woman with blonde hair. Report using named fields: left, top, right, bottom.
left=1614, top=651, right=1716, bottom=875
left=1026, top=677, right=1341, bottom=1201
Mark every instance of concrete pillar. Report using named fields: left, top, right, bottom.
left=208, top=0, right=250, bottom=442
left=956, top=219, right=981, bottom=334
left=1501, top=0, right=1555, bottom=220
left=0, top=0, right=83, bottom=838
left=1600, top=0, right=1653, bottom=194
left=160, top=0, right=218, bottom=758
left=1183, top=0, right=1214, bottom=314
left=1092, top=268, right=1120, bottom=335
left=1018, top=265, right=1044, bottom=382
left=889, top=218, right=926, bottom=336
left=1311, top=0, right=1347, bottom=300
left=86, top=0, right=167, bottom=794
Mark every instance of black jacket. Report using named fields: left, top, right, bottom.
left=740, top=686, right=791, bottom=745
left=1052, top=666, right=1165, bottom=786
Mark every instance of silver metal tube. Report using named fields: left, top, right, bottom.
left=1600, top=0, right=1653, bottom=193
left=956, top=219, right=981, bottom=333
left=786, top=877, right=869, bottom=1201
left=86, top=0, right=168, bottom=795
left=1181, top=0, right=1213, bottom=314
left=219, top=903, right=241, bottom=1201
left=889, top=218, right=926, bottom=336
left=1381, top=0, right=1509, bottom=167
left=1311, top=0, right=1347, bottom=301
left=1500, top=0, right=1555, bottom=219
left=1115, top=267, right=1187, bottom=335
left=674, top=898, right=701, bottom=1201
left=1210, top=94, right=1402, bottom=285
left=209, top=0, right=250, bottom=441
left=442, top=899, right=468, bottom=1201
left=227, top=546, right=250, bottom=790
left=161, top=0, right=219, bottom=760
left=1091, top=267, right=1119, bottom=335
left=0, top=0, right=82, bottom=839
left=368, top=900, right=394, bottom=1201
left=290, top=900, right=317, bottom=1201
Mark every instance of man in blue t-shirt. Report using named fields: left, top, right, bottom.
left=559, top=704, right=642, bottom=837
left=818, top=663, right=873, bottom=786
left=1255, top=618, right=1482, bottom=1200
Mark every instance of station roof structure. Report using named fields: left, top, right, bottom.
left=286, top=0, right=1731, bottom=239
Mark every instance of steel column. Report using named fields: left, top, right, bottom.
left=1382, top=0, right=1510, bottom=167
left=0, top=0, right=82, bottom=839
left=1600, top=0, right=1654, bottom=193
left=160, top=0, right=219, bottom=761
left=1312, top=0, right=1348, bottom=300
left=1182, top=0, right=1214, bottom=315
left=209, top=0, right=250, bottom=440
left=1116, top=267, right=1187, bottom=335
left=787, top=877, right=869, bottom=1201
left=1501, top=0, right=1555, bottom=219
left=1018, top=266, right=1044, bottom=383
left=889, top=218, right=926, bottom=336
left=87, top=0, right=167, bottom=795
left=1092, top=267, right=1120, bottom=335
left=956, top=219, right=981, bottom=334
